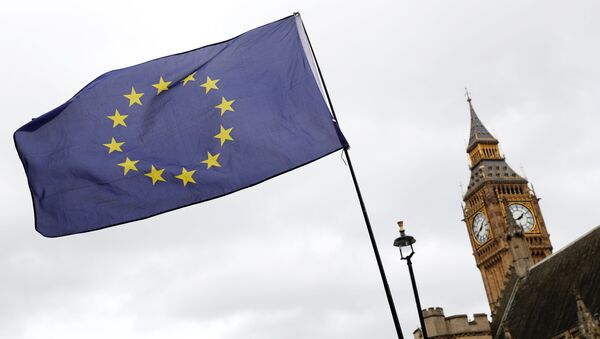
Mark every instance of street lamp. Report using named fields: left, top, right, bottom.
left=394, top=221, right=429, bottom=339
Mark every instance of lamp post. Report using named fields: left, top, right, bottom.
left=393, top=221, right=429, bottom=339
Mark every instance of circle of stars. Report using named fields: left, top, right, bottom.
left=102, top=71, right=237, bottom=187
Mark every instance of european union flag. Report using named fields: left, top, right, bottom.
left=14, top=15, right=348, bottom=237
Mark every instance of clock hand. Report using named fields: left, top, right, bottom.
left=476, top=222, right=485, bottom=238
left=516, top=213, right=524, bottom=221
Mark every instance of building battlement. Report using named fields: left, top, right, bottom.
left=422, top=307, right=445, bottom=317
left=414, top=307, right=491, bottom=339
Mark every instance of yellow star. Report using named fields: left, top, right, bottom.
left=118, top=157, right=139, bottom=175
left=152, top=76, right=172, bottom=95
left=200, top=76, right=219, bottom=94
left=201, top=152, right=221, bottom=169
left=175, top=168, right=197, bottom=187
left=107, top=109, right=128, bottom=128
left=103, top=137, right=125, bottom=154
left=215, top=97, right=235, bottom=116
left=145, top=165, right=166, bottom=185
left=214, top=125, right=234, bottom=146
left=182, top=71, right=197, bottom=86
left=124, top=87, right=144, bottom=106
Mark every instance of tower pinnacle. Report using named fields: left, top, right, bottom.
left=463, top=97, right=524, bottom=199
left=504, top=199, right=533, bottom=278
left=467, top=97, right=498, bottom=152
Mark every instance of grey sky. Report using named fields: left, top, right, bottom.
left=1, top=1, right=599, bottom=338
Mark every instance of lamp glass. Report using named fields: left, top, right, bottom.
left=399, top=243, right=414, bottom=259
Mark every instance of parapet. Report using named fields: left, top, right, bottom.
left=414, top=307, right=492, bottom=338
left=422, top=307, right=445, bottom=318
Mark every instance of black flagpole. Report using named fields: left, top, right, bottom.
left=295, top=13, right=405, bottom=339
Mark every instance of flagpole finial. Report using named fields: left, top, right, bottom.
left=465, top=87, right=472, bottom=102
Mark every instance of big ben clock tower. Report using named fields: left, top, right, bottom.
left=461, top=95, right=553, bottom=313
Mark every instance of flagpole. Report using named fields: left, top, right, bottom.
left=295, top=13, right=405, bottom=339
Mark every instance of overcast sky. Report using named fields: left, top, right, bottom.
left=2, top=1, right=600, bottom=338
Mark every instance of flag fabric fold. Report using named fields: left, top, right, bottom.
left=14, top=15, right=347, bottom=237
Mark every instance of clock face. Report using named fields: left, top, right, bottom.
left=509, top=203, right=535, bottom=232
left=472, top=212, right=490, bottom=244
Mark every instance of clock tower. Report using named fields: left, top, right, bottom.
left=461, top=96, right=553, bottom=313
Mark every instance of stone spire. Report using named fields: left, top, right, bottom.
left=503, top=322, right=513, bottom=339
left=575, top=292, right=600, bottom=339
left=467, top=96, right=498, bottom=152
left=504, top=200, right=533, bottom=278
left=505, top=201, right=524, bottom=238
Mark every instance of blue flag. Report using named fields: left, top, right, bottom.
left=14, top=15, right=348, bottom=237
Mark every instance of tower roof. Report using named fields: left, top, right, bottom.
left=467, top=98, right=498, bottom=152
left=462, top=96, right=526, bottom=200
left=463, top=160, right=526, bottom=199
